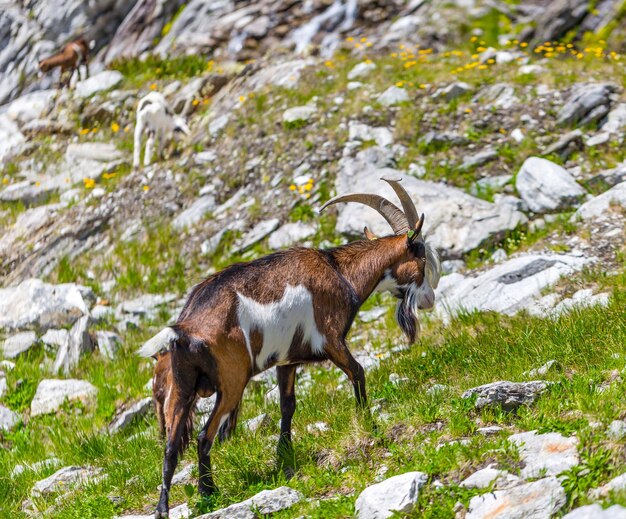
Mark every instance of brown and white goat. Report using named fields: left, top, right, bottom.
left=38, top=36, right=91, bottom=88
left=139, top=178, right=441, bottom=518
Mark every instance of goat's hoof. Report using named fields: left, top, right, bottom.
left=282, top=465, right=295, bottom=480
left=154, top=509, right=168, bottom=519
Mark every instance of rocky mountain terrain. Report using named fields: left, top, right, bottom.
left=1, top=0, right=626, bottom=518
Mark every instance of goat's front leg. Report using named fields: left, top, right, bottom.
left=277, top=364, right=297, bottom=476
left=84, top=61, right=90, bottom=79
left=75, top=64, right=81, bottom=82
left=197, top=376, right=247, bottom=497
left=157, top=129, right=166, bottom=161
left=156, top=383, right=194, bottom=519
left=144, top=131, right=155, bottom=167
left=325, top=339, right=367, bottom=408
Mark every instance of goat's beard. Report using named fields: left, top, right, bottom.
left=395, top=283, right=421, bottom=344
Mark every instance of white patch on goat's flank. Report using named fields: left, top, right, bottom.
left=236, top=285, right=326, bottom=370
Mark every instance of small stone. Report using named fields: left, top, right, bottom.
left=477, top=425, right=503, bottom=436
left=96, top=331, right=122, bottom=360
left=460, top=465, right=517, bottom=489
left=355, top=471, right=428, bottom=519
left=511, top=128, right=525, bottom=142
left=235, top=218, right=280, bottom=253
left=40, top=329, right=69, bottom=353
left=348, top=121, right=393, bottom=148
left=462, top=381, right=549, bottom=411
left=433, top=82, right=471, bottom=101
left=31, top=379, right=97, bottom=417
left=491, top=249, right=507, bottom=263
left=306, top=422, right=329, bottom=434
left=283, top=105, right=317, bottom=124
left=359, top=307, right=386, bottom=323
left=587, top=132, right=610, bottom=147
left=376, top=86, right=409, bottom=106
left=244, top=413, right=271, bottom=433
left=173, top=195, right=216, bottom=230
left=441, top=260, right=465, bottom=274
left=53, top=316, right=94, bottom=375
left=563, top=504, right=626, bottom=519
left=198, top=486, right=303, bottom=518
left=268, top=222, right=316, bottom=250
left=0, top=404, right=19, bottom=431
left=31, top=466, right=103, bottom=496
left=461, top=148, right=498, bottom=170
left=589, top=472, right=626, bottom=499
left=574, top=181, right=626, bottom=220
left=607, top=420, right=626, bottom=441
left=74, top=71, right=123, bottom=98
left=348, top=61, right=377, bottom=80
left=523, top=360, right=559, bottom=378
left=109, top=397, right=153, bottom=434
left=2, top=331, right=37, bottom=358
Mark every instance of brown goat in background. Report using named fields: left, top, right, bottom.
left=38, top=36, right=91, bottom=88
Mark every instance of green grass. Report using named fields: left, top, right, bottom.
left=1, top=278, right=624, bottom=518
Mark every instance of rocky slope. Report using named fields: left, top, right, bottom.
left=1, top=1, right=626, bottom=518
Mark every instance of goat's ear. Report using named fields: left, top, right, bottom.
left=364, top=226, right=378, bottom=240
left=407, top=213, right=425, bottom=244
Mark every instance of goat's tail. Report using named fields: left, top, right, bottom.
left=137, top=327, right=178, bottom=358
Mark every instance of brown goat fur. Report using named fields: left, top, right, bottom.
left=143, top=224, right=440, bottom=518
left=38, top=36, right=90, bottom=87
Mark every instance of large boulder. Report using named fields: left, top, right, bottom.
left=563, top=504, right=626, bottom=519
left=74, top=70, right=123, bottom=98
left=31, top=465, right=103, bottom=497
left=556, top=83, right=617, bottom=127
left=2, top=331, right=38, bottom=358
left=5, top=90, right=56, bottom=125
left=30, top=379, right=97, bottom=416
left=355, top=472, right=428, bottom=519
left=516, top=157, right=586, bottom=214
left=435, top=253, right=591, bottom=318
left=333, top=148, right=526, bottom=258
left=0, top=279, right=91, bottom=332
left=0, top=114, right=26, bottom=163
left=52, top=316, right=94, bottom=375
left=466, top=477, right=566, bottom=519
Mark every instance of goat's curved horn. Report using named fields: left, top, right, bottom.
left=381, top=177, right=419, bottom=229
left=319, top=193, right=409, bottom=234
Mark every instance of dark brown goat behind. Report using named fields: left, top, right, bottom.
left=140, top=178, right=441, bottom=518
left=38, top=36, right=91, bottom=88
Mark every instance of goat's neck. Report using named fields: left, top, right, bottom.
left=332, top=235, right=407, bottom=305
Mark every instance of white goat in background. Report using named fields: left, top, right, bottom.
left=133, top=92, right=191, bottom=169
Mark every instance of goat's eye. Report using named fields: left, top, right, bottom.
left=412, top=241, right=425, bottom=258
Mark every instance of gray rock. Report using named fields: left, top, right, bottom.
left=433, top=82, right=471, bottom=101
left=116, top=293, right=176, bottom=318
left=348, top=121, right=394, bottom=148
left=557, top=83, right=617, bottom=126
left=564, top=504, right=626, bottom=519
left=53, top=316, right=94, bottom=375
left=0, top=180, right=53, bottom=205
left=73, top=70, right=122, bottom=97
left=109, top=397, right=152, bottom=434
left=196, top=395, right=216, bottom=417
left=31, top=379, right=97, bottom=416
left=0, top=279, right=91, bottom=332
left=420, top=131, right=468, bottom=148
left=91, top=305, right=114, bottom=322
left=2, top=331, right=37, bottom=358
left=441, top=260, right=465, bottom=274
left=602, top=102, right=626, bottom=134
left=544, top=130, right=583, bottom=159
left=197, top=486, right=303, bottom=518
left=96, top=331, right=121, bottom=360
left=173, top=195, right=217, bottom=230
left=359, top=307, right=387, bottom=323
left=477, top=425, right=504, bottom=435
left=509, top=430, right=579, bottom=479
left=470, top=175, right=513, bottom=196
left=201, top=228, right=228, bottom=256
left=348, top=61, right=377, bottom=80
left=235, top=218, right=280, bottom=253
left=355, top=471, right=428, bottom=519
left=516, top=157, right=586, bottom=213
left=574, top=181, right=626, bottom=219
left=376, top=86, right=410, bottom=106
left=283, top=105, right=317, bottom=124
left=306, top=421, right=329, bottom=434
left=209, top=114, right=230, bottom=137
left=171, top=465, right=194, bottom=487
left=0, top=115, right=26, bottom=163
left=11, top=457, right=61, bottom=477
left=436, top=253, right=591, bottom=318
left=460, top=465, right=518, bottom=489
left=31, top=465, right=103, bottom=497
left=333, top=149, right=526, bottom=258
left=5, top=90, right=55, bottom=125
left=466, top=477, right=566, bottom=519
left=268, top=222, right=316, bottom=250
left=0, top=404, right=19, bottom=431
left=475, top=83, right=518, bottom=109
left=589, top=472, right=626, bottom=499
left=550, top=289, right=610, bottom=317
left=607, top=420, right=626, bottom=440
left=461, top=148, right=498, bottom=170
left=244, top=413, right=271, bottom=433
left=587, top=132, right=610, bottom=147
left=0, top=377, right=6, bottom=398
left=462, top=381, right=550, bottom=411
left=117, top=503, right=191, bottom=519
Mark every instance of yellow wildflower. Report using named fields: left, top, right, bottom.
left=289, top=184, right=296, bottom=191
left=2, top=177, right=8, bottom=185
left=80, top=128, right=90, bottom=135
left=83, top=178, right=96, bottom=189
left=35, top=181, right=41, bottom=187
left=520, top=42, right=528, bottom=48
left=143, top=185, right=150, bottom=191
left=470, top=36, right=478, bottom=43
left=91, top=127, right=98, bottom=133
left=324, top=60, right=334, bottom=68
left=478, top=65, right=488, bottom=69
left=395, top=81, right=404, bottom=87
left=239, top=95, right=246, bottom=103
left=192, top=99, right=200, bottom=106
left=111, top=122, right=120, bottom=132
left=150, top=83, right=157, bottom=90
left=124, top=125, right=130, bottom=133
left=360, top=37, right=367, bottom=43
left=464, top=108, right=473, bottom=113
left=346, top=37, right=354, bottom=42
left=487, top=59, right=495, bottom=64
left=103, top=172, right=117, bottom=180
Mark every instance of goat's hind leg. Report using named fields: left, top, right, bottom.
left=155, top=382, right=194, bottom=519
left=144, top=131, right=156, bottom=167
left=276, top=364, right=297, bottom=476
left=197, top=378, right=247, bottom=497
